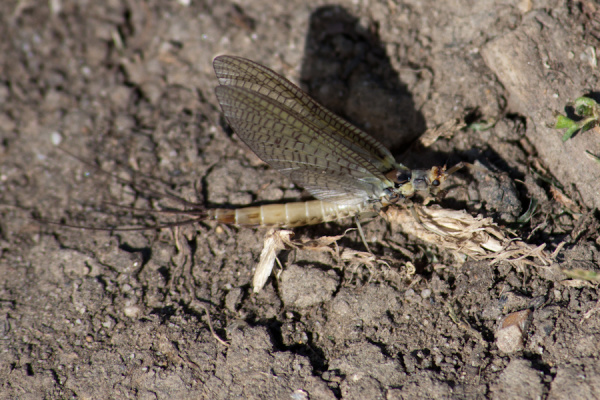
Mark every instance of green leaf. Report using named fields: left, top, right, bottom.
left=586, top=151, right=600, bottom=165
left=562, top=268, right=600, bottom=282
left=516, top=198, right=538, bottom=224
left=561, top=125, right=580, bottom=142
left=554, top=115, right=574, bottom=129
left=580, top=120, right=596, bottom=134
left=468, top=119, right=496, bottom=132
left=573, top=97, right=598, bottom=117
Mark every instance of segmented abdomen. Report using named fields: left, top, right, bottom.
left=208, top=200, right=373, bottom=227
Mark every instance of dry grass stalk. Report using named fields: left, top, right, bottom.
left=252, top=204, right=553, bottom=292
left=253, top=228, right=390, bottom=292
left=384, top=205, right=551, bottom=269
left=253, top=229, right=294, bottom=293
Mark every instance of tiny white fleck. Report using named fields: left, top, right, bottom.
left=124, top=305, right=141, bottom=318
left=49, top=0, right=62, bottom=14
left=50, top=131, right=63, bottom=146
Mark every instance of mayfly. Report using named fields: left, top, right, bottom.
left=208, top=55, right=461, bottom=230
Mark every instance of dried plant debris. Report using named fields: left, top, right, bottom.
left=252, top=228, right=386, bottom=293
left=252, top=204, right=555, bottom=292
left=561, top=268, right=600, bottom=284
left=253, top=229, right=295, bottom=293
left=417, top=118, right=466, bottom=147
left=384, top=205, right=551, bottom=269
left=252, top=225, right=418, bottom=293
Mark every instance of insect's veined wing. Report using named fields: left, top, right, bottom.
left=213, top=56, right=397, bottom=205
left=213, top=56, right=401, bottom=172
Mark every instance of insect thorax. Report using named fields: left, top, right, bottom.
left=383, top=166, right=445, bottom=203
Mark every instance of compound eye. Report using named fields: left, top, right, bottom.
left=432, top=179, right=440, bottom=187
left=395, top=171, right=411, bottom=183
left=388, top=192, right=403, bottom=203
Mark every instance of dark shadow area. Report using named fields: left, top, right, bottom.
left=119, top=242, right=152, bottom=267
left=300, top=5, right=426, bottom=155
left=583, top=91, right=600, bottom=104
left=149, top=305, right=177, bottom=322
left=242, top=315, right=335, bottom=393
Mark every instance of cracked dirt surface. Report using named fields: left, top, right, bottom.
left=1, top=1, right=600, bottom=399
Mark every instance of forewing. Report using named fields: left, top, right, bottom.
left=215, top=84, right=391, bottom=205
left=213, top=55, right=399, bottom=172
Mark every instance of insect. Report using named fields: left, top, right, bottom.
left=208, top=55, right=461, bottom=229
left=47, top=56, right=460, bottom=243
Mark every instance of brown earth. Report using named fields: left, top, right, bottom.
left=1, top=0, right=600, bottom=399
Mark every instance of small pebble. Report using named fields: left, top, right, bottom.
left=496, top=310, right=531, bottom=353
left=50, top=131, right=62, bottom=146
left=123, top=305, right=141, bottom=318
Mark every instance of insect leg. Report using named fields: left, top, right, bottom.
left=354, top=215, right=372, bottom=254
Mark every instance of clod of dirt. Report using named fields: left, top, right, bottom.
left=489, top=359, right=544, bottom=399
left=279, top=264, right=338, bottom=308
